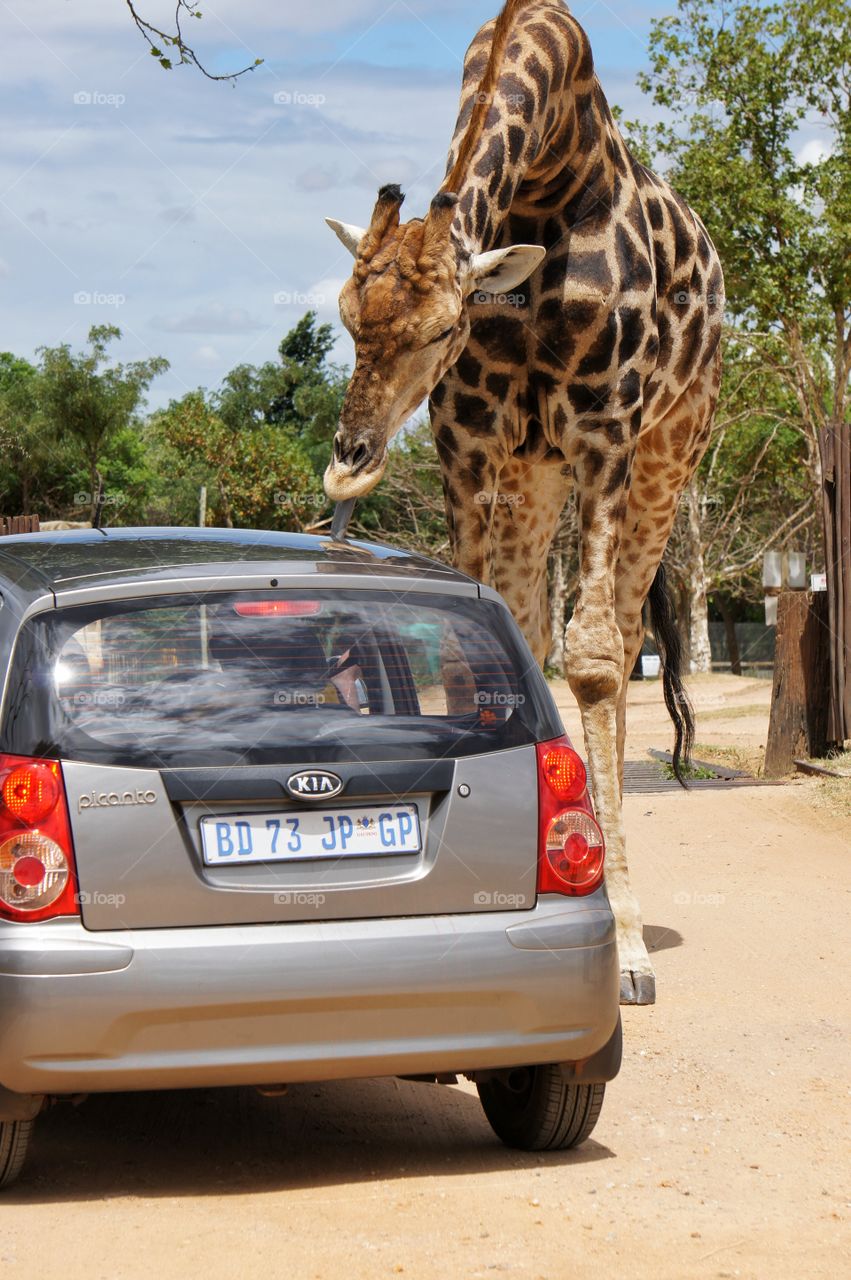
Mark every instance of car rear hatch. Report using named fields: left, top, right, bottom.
left=1, top=584, right=562, bottom=929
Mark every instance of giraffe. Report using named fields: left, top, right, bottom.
left=323, top=0, right=724, bottom=1004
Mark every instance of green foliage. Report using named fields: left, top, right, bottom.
left=637, top=0, right=850, bottom=431
left=364, top=419, right=449, bottom=560
left=635, top=0, right=849, bottom=622
left=35, top=326, right=168, bottom=521
left=153, top=390, right=323, bottom=530
left=0, top=352, right=55, bottom=515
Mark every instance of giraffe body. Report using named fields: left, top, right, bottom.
left=324, top=0, right=724, bottom=1004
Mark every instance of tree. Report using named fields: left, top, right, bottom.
left=207, top=312, right=349, bottom=531
left=124, top=1, right=261, bottom=81
left=37, top=326, right=168, bottom=523
left=0, top=354, right=43, bottom=515
left=213, top=313, right=346, bottom=472
left=637, top=0, right=850, bottom=512
left=630, top=0, right=849, bottom=669
left=154, top=390, right=323, bottom=529
left=665, top=332, right=817, bottom=670
left=367, top=419, right=451, bottom=558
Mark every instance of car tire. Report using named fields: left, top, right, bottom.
left=0, top=1119, right=33, bottom=1188
left=477, top=1066, right=605, bottom=1151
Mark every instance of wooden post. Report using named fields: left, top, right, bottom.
left=198, top=485, right=207, bottom=528
left=818, top=422, right=850, bottom=746
left=764, top=590, right=831, bottom=776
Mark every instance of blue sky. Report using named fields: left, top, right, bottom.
left=0, top=1, right=670, bottom=408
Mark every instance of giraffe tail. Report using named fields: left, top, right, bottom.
left=647, top=562, right=695, bottom=788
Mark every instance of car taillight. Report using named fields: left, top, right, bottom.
left=540, top=742, right=587, bottom=802
left=233, top=600, right=322, bottom=616
left=0, top=754, right=79, bottom=922
left=536, top=737, right=605, bottom=896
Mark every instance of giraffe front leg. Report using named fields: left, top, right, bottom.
left=565, top=615, right=654, bottom=1005
left=566, top=439, right=655, bottom=1006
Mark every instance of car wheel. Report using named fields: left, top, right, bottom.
left=0, top=1119, right=34, bottom=1188
left=477, top=1066, right=605, bottom=1151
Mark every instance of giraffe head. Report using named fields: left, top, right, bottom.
left=323, top=184, right=545, bottom=500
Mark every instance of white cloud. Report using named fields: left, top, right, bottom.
left=195, top=344, right=221, bottom=364
left=796, top=138, right=832, bottom=167
left=152, top=303, right=264, bottom=334
left=0, top=0, right=664, bottom=405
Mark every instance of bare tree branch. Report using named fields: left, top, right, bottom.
left=125, top=1, right=262, bottom=82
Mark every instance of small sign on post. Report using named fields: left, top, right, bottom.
left=762, top=551, right=783, bottom=589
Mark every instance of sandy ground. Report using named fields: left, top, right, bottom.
left=2, top=675, right=849, bottom=1279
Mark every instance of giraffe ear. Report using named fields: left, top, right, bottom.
left=325, top=218, right=368, bottom=257
left=467, top=244, right=546, bottom=295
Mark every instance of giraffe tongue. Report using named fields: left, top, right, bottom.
left=330, top=499, right=356, bottom=541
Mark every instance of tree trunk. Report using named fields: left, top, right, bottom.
left=546, top=546, right=567, bottom=674
left=717, top=594, right=742, bottom=676
left=218, top=483, right=234, bottom=529
left=818, top=421, right=850, bottom=746
left=682, top=481, right=712, bottom=674
left=89, top=458, right=99, bottom=525
left=765, top=591, right=831, bottom=775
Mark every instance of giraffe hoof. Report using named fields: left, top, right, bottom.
left=620, top=971, right=656, bottom=1005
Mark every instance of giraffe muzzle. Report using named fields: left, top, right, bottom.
left=324, top=433, right=388, bottom=500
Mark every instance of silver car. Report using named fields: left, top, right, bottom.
left=0, top=528, right=620, bottom=1186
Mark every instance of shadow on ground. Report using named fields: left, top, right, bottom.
left=644, top=924, right=684, bottom=954
left=10, top=1076, right=616, bottom=1204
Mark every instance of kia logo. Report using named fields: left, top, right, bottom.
left=286, top=770, right=344, bottom=800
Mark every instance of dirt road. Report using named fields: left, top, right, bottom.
left=2, top=676, right=849, bottom=1279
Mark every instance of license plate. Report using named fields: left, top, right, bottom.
left=200, top=804, right=421, bottom=865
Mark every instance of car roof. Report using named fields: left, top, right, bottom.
left=0, top=526, right=477, bottom=607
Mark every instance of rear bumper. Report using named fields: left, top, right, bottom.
left=0, top=893, right=619, bottom=1101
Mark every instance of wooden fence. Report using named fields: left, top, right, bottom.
left=0, top=515, right=40, bottom=536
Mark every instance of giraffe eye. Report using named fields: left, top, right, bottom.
left=431, top=327, right=454, bottom=344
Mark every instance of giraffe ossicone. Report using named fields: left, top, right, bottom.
left=323, top=0, right=724, bottom=1005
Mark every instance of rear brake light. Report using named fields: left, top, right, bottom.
left=540, top=743, right=587, bottom=802
left=536, top=738, right=604, bottom=897
left=233, top=600, right=322, bottom=616
left=0, top=755, right=79, bottom=922
left=2, top=761, right=61, bottom=824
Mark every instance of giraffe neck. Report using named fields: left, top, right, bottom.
left=446, top=3, right=621, bottom=254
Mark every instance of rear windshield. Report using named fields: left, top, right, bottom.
left=1, top=589, right=560, bottom=766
